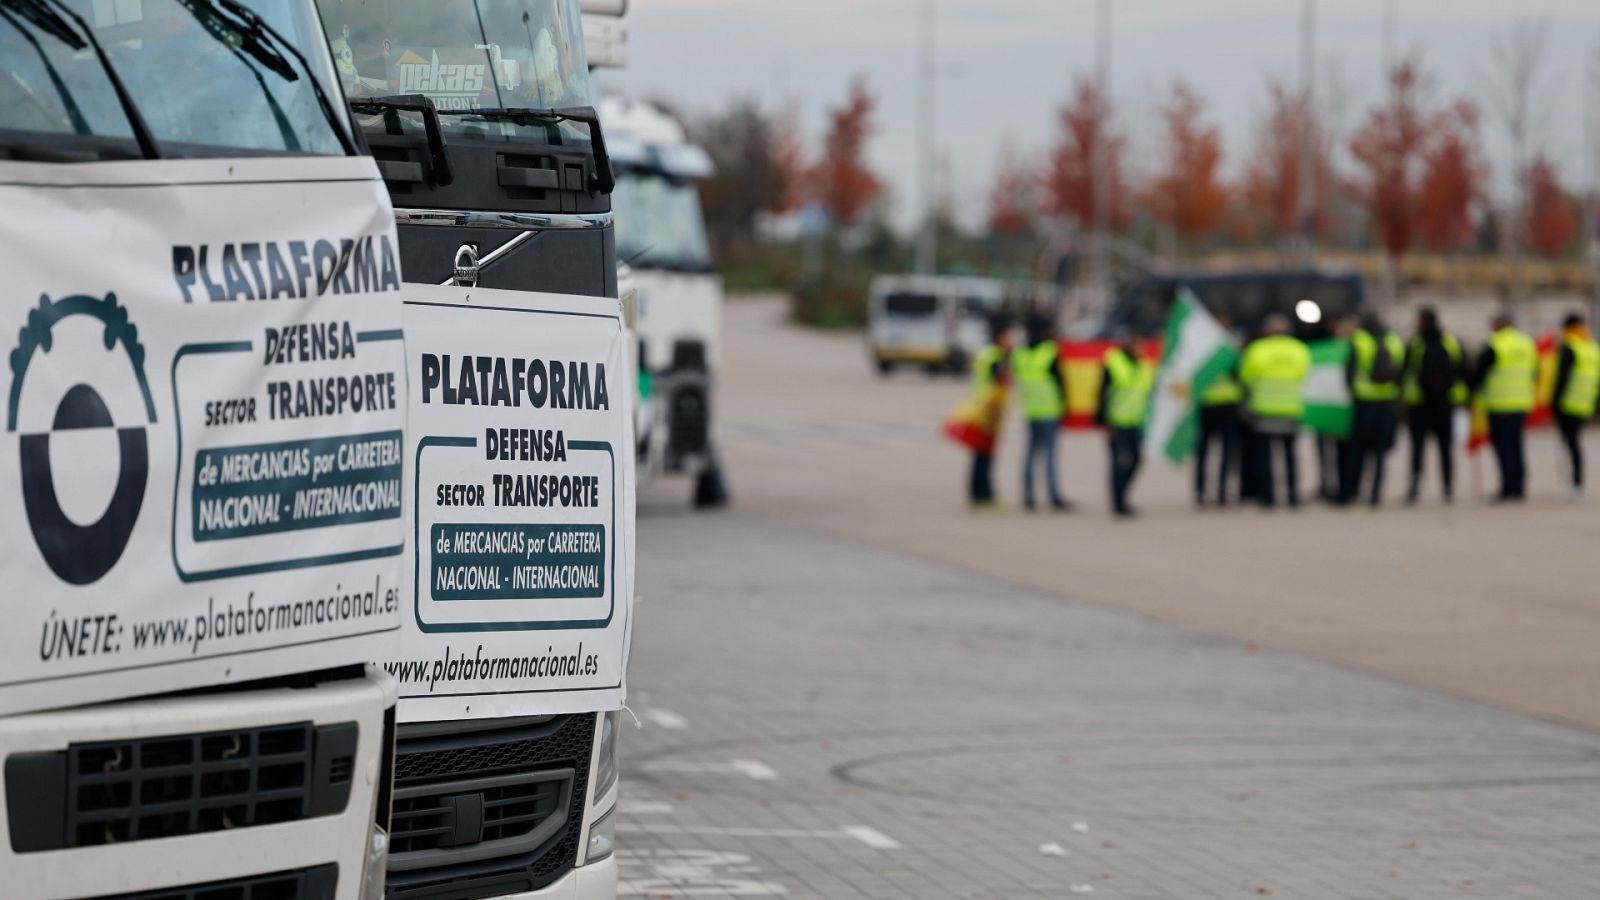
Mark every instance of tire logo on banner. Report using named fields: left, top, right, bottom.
left=7, top=293, right=157, bottom=585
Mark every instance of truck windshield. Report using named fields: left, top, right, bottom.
left=319, top=0, right=593, bottom=144
left=613, top=171, right=712, bottom=271
left=0, top=0, right=349, bottom=158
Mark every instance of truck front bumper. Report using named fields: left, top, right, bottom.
left=495, top=856, right=618, bottom=899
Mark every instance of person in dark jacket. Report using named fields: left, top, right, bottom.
left=1402, top=307, right=1467, bottom=504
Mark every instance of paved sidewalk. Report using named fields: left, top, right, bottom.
left=620, top=509, right=1600, bottom=899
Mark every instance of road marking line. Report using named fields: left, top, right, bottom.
left=732, top=759, right=778, bottom=781
left=643, top=708, right=689, bottom=730
left=617, top=823, right=900, bottom=851
left=622, top=801, right=674, bottom=815
left=639, top=759, right=779, bottom=781
left=842, top=825, right=902, bottom=849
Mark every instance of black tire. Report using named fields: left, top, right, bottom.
left=693, top=462, right=730, bottom=509
left=876, top=359, right=894, bottom=376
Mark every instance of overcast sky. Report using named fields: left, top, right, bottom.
left=598, top=0, right=1600, bottom=231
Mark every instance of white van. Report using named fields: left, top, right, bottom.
left=867, top=275, right=1005, bottom=375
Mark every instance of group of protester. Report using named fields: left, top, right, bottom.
left=960, top=307, right=1600, bottom=517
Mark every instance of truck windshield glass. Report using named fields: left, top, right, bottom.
left=319, top=0, right=593, bottom=144
left=0, top=0, right=349, bottom=156
left=613, top=171, right=712, bottom=271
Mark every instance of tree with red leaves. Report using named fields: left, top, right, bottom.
left=1143, top=80, right=1227, bottom=249
left=1350, top=58, right=1433, bottom=262
left=1240, top=78, right=1332, bottom=243
left=769, top=103, right=805, bottom=215
left=807, top=77, right=881, bottom=231
left=1416, top=100, right=1486, bottom=254
left=1527, top=155, right=1577, bottom=258
left=986, top=144, right=1036, bottom=235
left=1043, top=75, right=1127, bottom=231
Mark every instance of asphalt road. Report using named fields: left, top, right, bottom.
left=616, top=294, right=1600, bottom=898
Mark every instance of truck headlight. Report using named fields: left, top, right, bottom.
left=593, top=710, right=620, bottom=802
left=360, top=826, right=389, bottom=900
left=586, top=805, right=616, bottom=863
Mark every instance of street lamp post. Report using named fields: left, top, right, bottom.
left=1298, top=0, right=1317, bottom=262
left=1090, top=0, right=1113, bottom=318
left=916, top=0, right=937, bottom=275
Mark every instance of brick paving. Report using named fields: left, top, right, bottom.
left=618, top=509, right=1600, bottom=899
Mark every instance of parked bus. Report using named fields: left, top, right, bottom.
left=1083, top=269, right=1367, bottom=342
left=0, top=1, right=404, bottom=897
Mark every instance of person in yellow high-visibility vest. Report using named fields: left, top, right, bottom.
left=1012, top=315, right=1073, bottom=512
left=1341, top=313, right=1406, bottom=507
left=1553, top=312, right=1599, bottom=497
left=1401, top=307, right=1468, bottom=504
left=1195, top=315, right=1243, bottom=508
left=1238, top=314, right=1312, bottom=509
left=966, top=315, right=1015, bottom=507
left=1470, top=313, right=1539, bottom=502
left=1096, top=333, right=1153, bottom=518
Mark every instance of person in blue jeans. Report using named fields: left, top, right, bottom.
left=1012, top=315, right=1073, bottom=512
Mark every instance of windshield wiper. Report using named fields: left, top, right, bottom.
left=177, top=0, right=358, bottom=156
left=10, top=0, right=162, bottom=157
left=435, top=105, right=614, bottom=194
left=350, top=94, right=454, bottom=186
left=169, top=0, right=301, bottom=152
left=0, top=3, right=91, bottom=135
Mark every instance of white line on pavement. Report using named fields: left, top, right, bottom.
left=643, top=708, right=689, bottom=730
left=617, top=823, right=901, bottom=851
left=622, top=801, right=675, bottom=815
left=639, top=759, right=779, bottom=781
left=841, top=825, right=902, bottom=849
left=732, top=759, right=778, bottom=781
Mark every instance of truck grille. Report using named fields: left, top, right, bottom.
left=386, top=714, right=594, bottom=900
left=392, top=771, right=569, bottom=855
left=5, top=722, right=359, bottom=852
left=88, top=863, right=338, bottom=900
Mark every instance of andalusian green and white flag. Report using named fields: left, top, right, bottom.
left=1145, top=288, right=1239, bottom=464
left=1302, top=339, right=1353, bottom=438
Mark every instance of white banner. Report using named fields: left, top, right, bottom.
left=0, top=157, right=406, bottom=716
left=390, top=283, right=635, bottom=722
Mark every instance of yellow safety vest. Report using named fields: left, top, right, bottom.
left=1012, top=342, right=1064, bottom=422
left=1559, top=333, right=1600, bottom=419
left=1102, top=347, right=1153, bottom=428
left=1200, top=372, right=1244, bottom=407
left=1350, top=328, right=1404, bottom=402
left=1481, top=327, right=1538, bottom=414
left=970, top=344, right=1005, bottom=396
left=1403, top=333, right=1468, bottom=406
left=1240, top=334, right=1312, bottom=420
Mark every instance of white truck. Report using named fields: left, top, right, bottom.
left=0, top=1, right=405, bottom=898
left=589, top=16, right=728, bottom=507
left=314, top=0, right=635, bottom=896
